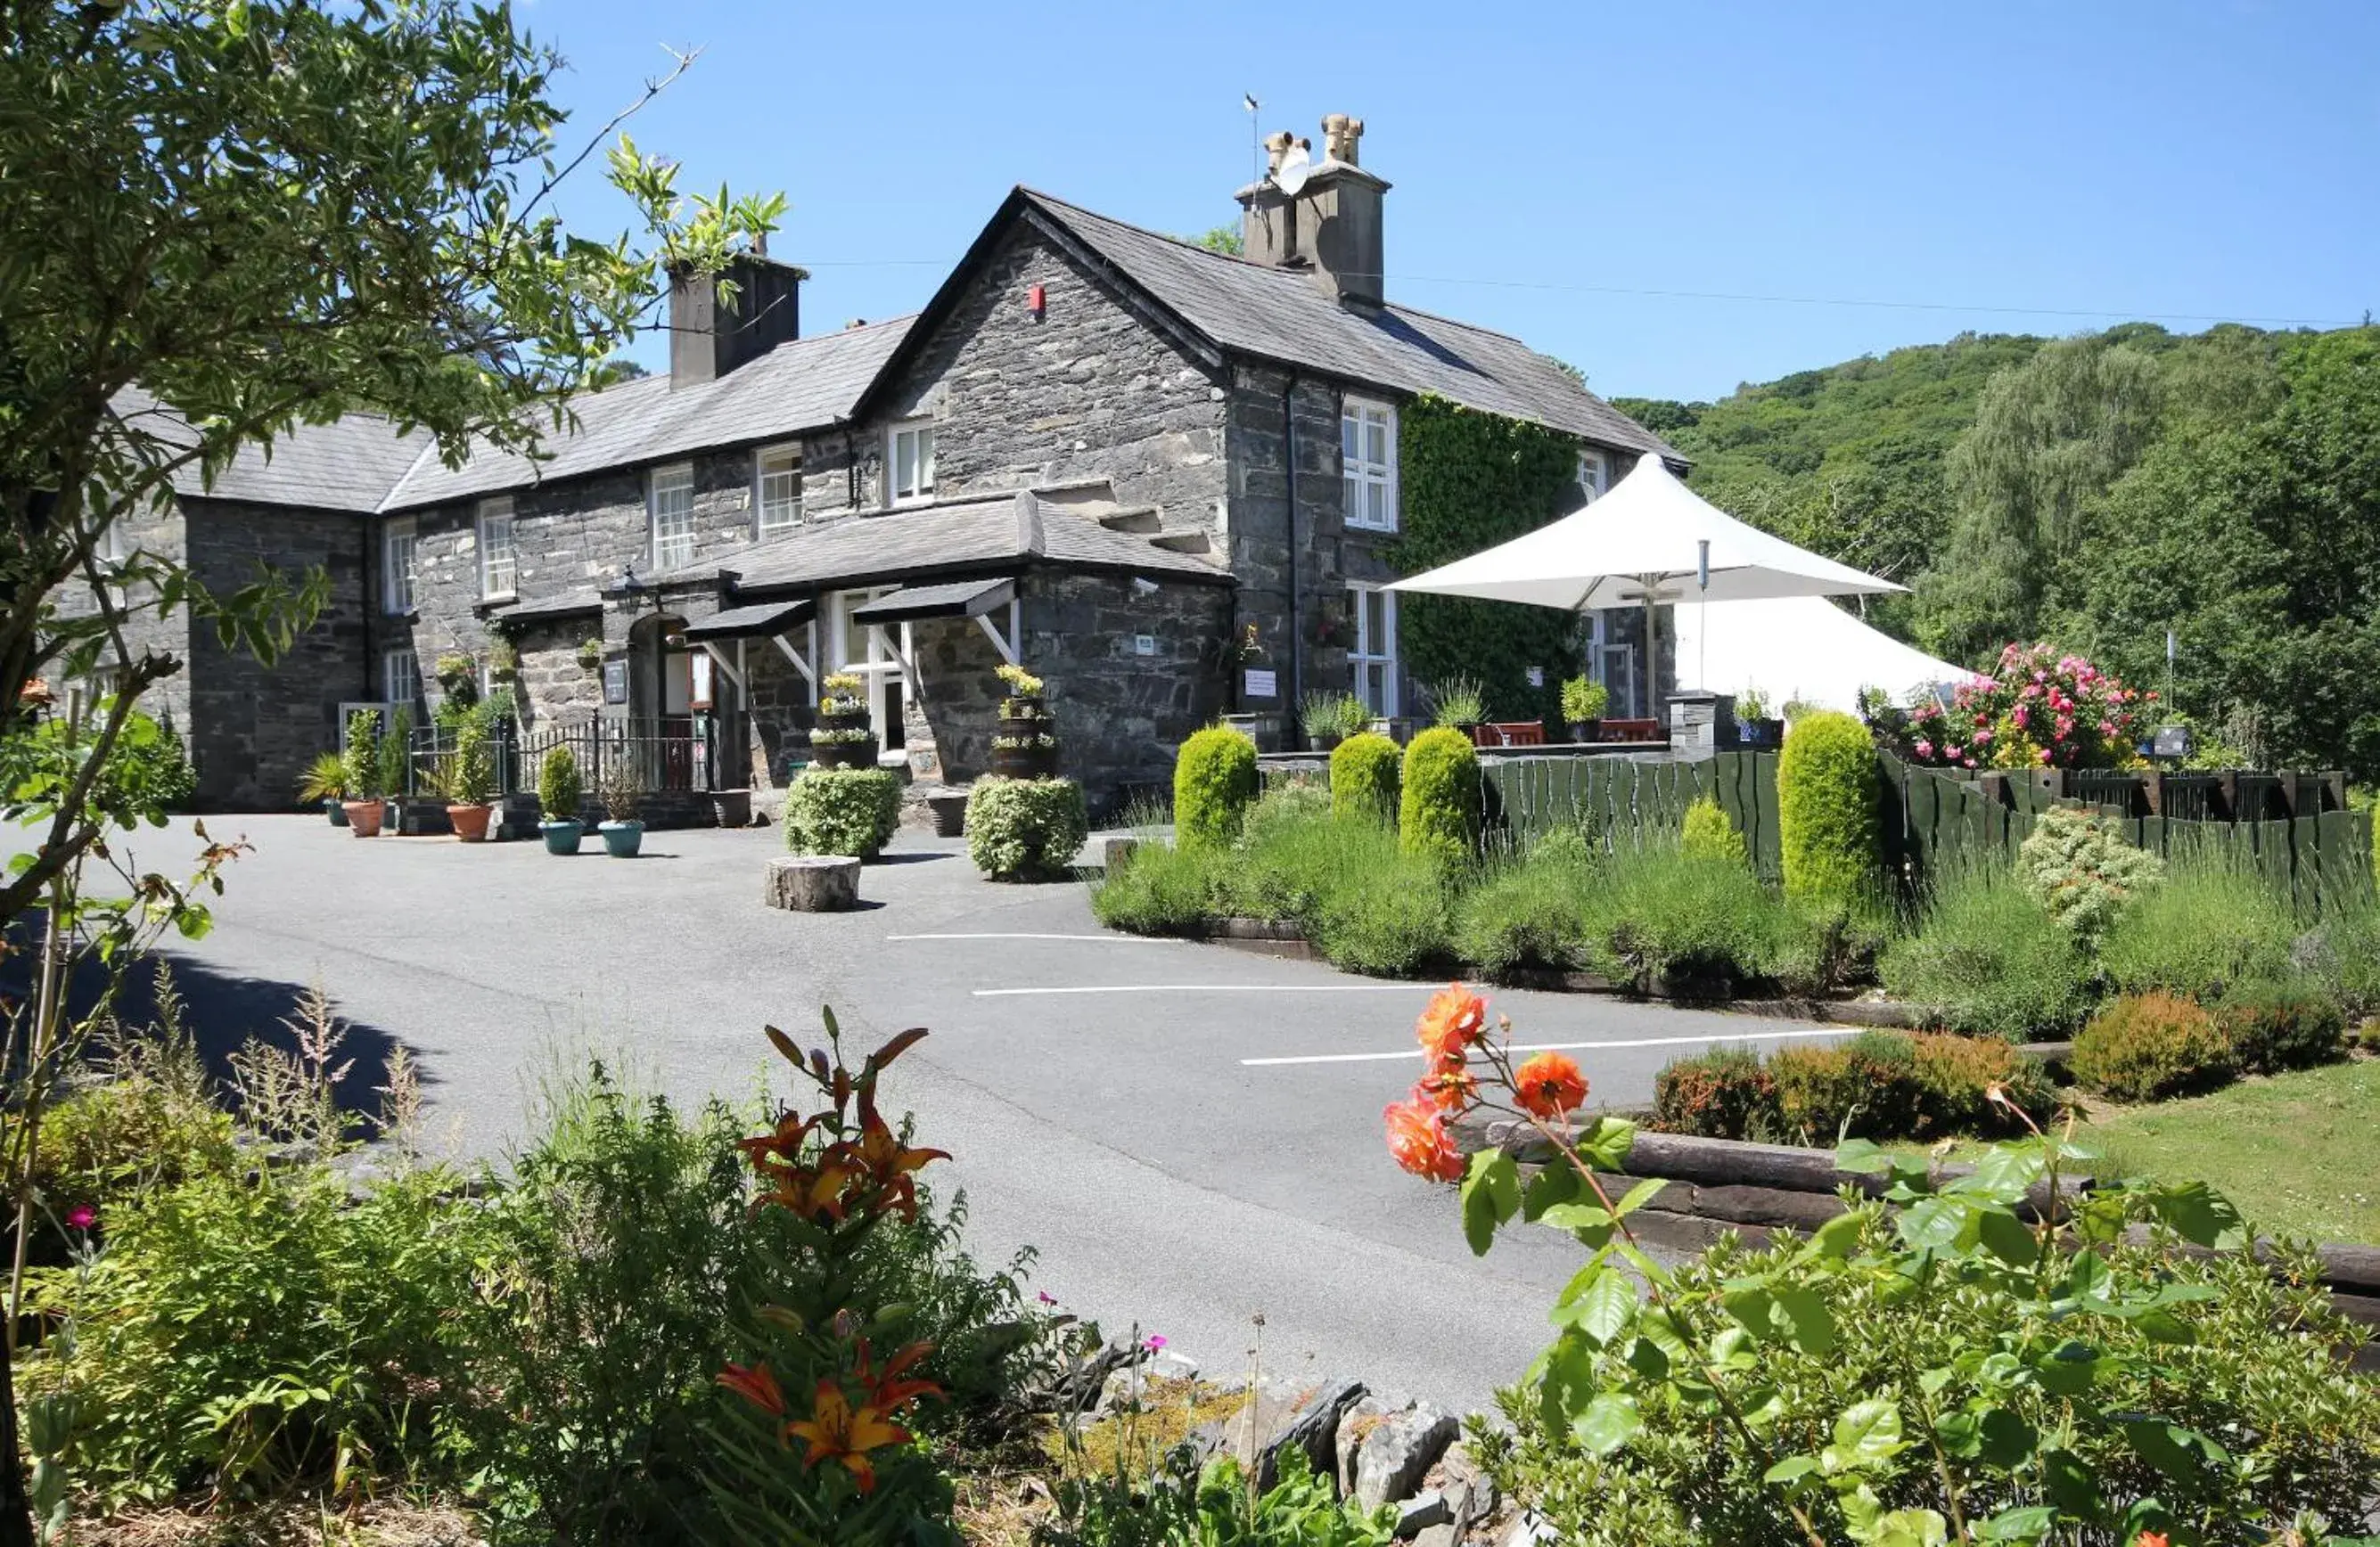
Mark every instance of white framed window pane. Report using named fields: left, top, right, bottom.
left=916, top=429, right=934, bottom=494
left=1366, top=416, right=1387, bottom=465
left=757, top=448, right=801, bottom=534
left=479, top=500, right=515, bottom=599
left=1342, top=413, right=1359, bottom=460
left=383, top=649, right=418, bottom=706
left=383, top=522, right=415, bottom=614
left=651, top=465, right=695, bottom=569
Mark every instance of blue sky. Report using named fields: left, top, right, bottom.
left=529, top=0, right=2379, bottom=403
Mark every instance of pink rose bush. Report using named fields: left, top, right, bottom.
left=1892, top=643, right=2147, bottom=771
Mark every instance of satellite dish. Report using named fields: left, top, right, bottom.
left=1273, top=140, right=1313, bottom=195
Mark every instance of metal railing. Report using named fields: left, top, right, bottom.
left=398, top=715, right=736, bottom=800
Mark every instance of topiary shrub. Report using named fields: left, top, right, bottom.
left=1650, top=1046, right=1778, bottom=1139
left=2215, top=978, right=2348, bottom=1075
left=1173, top=725, right=1258, bottom=849
left=2016, top=804, right=2163, bottom=943
left=537, top=742, right=582, bottom=822
left=2072, top=990, right=2236, bottom=1102
left=964, top=777, right=1089, bottom=881
left=1398, top=726, right=1480, bottom=870
left=781, top=767, right=902, bottom=860
left=1776, top=708, right=1877, bottom=911
left=1328, top=733, right=1401, bottom=822
left=1678, top=795, right=1748, bottom=867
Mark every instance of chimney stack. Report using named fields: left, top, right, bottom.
left=1235, top=113, right=1390, bottom=310
left=668, top=250, right=807, bottom=389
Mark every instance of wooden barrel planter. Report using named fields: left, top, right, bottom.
left=993, top=696, right=1058, bottom=778
left=990, top=741, right=1059, bottom=779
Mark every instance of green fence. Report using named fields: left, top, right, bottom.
left=1483, top=751, right=2374, bottom=913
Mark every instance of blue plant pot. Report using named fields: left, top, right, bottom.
left=599, top=820, right=644, bottom=858
left=540, top=819, right=584, bottom=855
left=325, top=798, right=348, bottom=827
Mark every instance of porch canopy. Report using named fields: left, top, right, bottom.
left=1385, top=456, right=1904, bottom=711
left=680, top=597, right=813, bottom=642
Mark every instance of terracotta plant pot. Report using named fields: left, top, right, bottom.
left=447, top=803, right=493, bottom=842
left=341, top=799, right=385, bottom=837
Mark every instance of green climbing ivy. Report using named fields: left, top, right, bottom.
left=1391, top=394, right=1586, bottom=724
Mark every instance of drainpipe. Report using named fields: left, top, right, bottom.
left=1282, top=374, right=1302, bottom=716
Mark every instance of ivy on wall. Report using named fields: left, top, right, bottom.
left=1391, top=394, right=1587, bottom=724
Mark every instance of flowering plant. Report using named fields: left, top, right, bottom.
left=1383, top=988, right=2380, bottom=1545
left=1884, top=643, right=2148, bottom=772
left=995, top=663, right=1044, bottom=697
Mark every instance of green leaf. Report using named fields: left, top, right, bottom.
left=2039, top=1448, right=2100, bottom=1518
left=1572, top=1392, right=1641, bottom=1455
left=1522, top=1160, right=1583, bottom=1222
left=1793, top=1209, right=1867, bottom=1264
left=1461, top=1150, right=1522, bottom=1256
left=2031, top=1342, right=2098, bottom=1396
left=1822, top=1397, right=1905, bottom=1474
left=2146, top=1179, right=2245, bottom=1248
left=1569, top=1268, right=1637, bottom=1347
left=1536, top=1332, right=1599, bottom=1434
left=1536, top=1201, right=1615, bottom=1249
left=1977, top=1407, right=2036, bottom=1469
left=1621, top=1333, right=1670, bottom=1382
left=1611, top=1175, right=1666, bottom=1217
left=1770, top=1286, right=1837, bottom=1355
left=1721, top=1282, right=1776, bottom=1338
left=1974, top=1207, right=2039, bottom=1267
left=1762, top=1454, right=1818, bottom=1486
left=1574, top=1115, right=1638, bottom=1172
left=1974, top=1505, right=2056, bottom=1543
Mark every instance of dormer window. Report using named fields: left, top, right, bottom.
left=888, top=421, right=936, bottom=506
left=1342, top=397, right=1397, bottom=533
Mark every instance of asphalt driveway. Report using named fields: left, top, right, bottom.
left=46, top=814, right=1850, bottom=1413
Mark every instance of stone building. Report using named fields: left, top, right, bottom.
left=75, top=115, right=1680, bottom=814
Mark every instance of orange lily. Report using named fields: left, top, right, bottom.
left=848, top=1111, right=950, bottom=1219
left=717, top=1361, right=787, bottom=1418
left=784, top=1378, right=913, bottom=1494
left=855, top=1338, right=942, bottom=1412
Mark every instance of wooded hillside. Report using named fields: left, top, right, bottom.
left=1614, top=322, right=2380, bottom=778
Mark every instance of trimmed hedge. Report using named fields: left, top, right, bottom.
left=964, top=777, right=1089, bottom=881
left=2072, top=991, right=2235, bottom=1102
left=1173, top=725, right=1258, bottom=850
left=1398, top=727, right=1480, bottom=869
left=1679, top=796, right=1748, bottom=867
left=1328, top=733, right=1401, bottom=822
left=781, top=767, right=902, bottom=861
left=1652, top=1030, right=2053, bottom=1144
left=1777, top=709, right=1878, bottom=910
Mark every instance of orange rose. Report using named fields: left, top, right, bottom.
left=1411, top=1063, right=1479, bottom=1115
left=1513, top=1052, right=1588, bottom=1119
left=2134, top=1535, right=2169, bottom=1547
left=1383, top=1097, right=1465, bottom=1183
left=1416, top=984, right=1488, bottom=1068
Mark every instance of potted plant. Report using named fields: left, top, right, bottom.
left=431, top=721, right=497, bottom=841
left=1561, top=675, right=1610, bottom=742
left=1298, top=691, right=1367, bottom=753
left=433, top=652, right=476, bottom=699
left=576, top=637, right=604, bottom=672
left=1734, top=684, right=1785, bottom=749
left=1424, top=675, right=1487, bottom=737
left=340, top=709, right=385, bottom=836
left=376, top=704, right=414, bottom=831
left=299, top=750, right=350, bottom=824
left=809, top=672, right=878, bottom=770
left=990, top=663, right=1058, bottom=778
left=596, top=755, right=644, bottom=857
left=538, top=742, right=585, bottom=854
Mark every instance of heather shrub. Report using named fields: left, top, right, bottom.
left=1878, top=863, right=2095, bottom=1038
left=1328, top=732, right=1401, bottom=822
left=1650, top=1045, right=1777, bottom=1139
left=1776, top=709, right=1877, bottom=910
left=2016, top=804, right=2163, bottom=942
left=1173, top=725, right=1258, bottom=849
left=780, top=765, right=902, bottom=860
left=1397, top=727, right=1481, bottom=870
left=2214, top=978, right=2349, bottom=1075
left=1678, top=795, right=1748, bottom=867
left=964, top=775, right=1089, bottom=880
left=2072, top=991, right=2236, bottom=1102
left=2097, top=855, right=2297, bottom=999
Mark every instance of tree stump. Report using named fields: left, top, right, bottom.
left=764, top=855, right=861, bottom=913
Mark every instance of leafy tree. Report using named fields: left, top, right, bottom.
left=1192, top=224, right=1244, bottom=256
left=0, top=2, right=778, bottom=1535
left=1918, top=335, right=2166, bottom=661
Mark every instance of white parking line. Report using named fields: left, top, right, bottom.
left=1241, top=1024, right=1851, bottom=1067
left=973, top=983, right=1458, bottom=998
left=887, top=932, right=1183, bottom=944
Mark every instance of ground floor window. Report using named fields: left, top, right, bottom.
left=1349, top=583, right=1397, bottom=717
left=382, top=648, right=419, bottom=713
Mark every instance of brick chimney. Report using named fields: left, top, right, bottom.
left=668, top=245, right=806, bottom=388
left=1235, top=113, right=1390, bottom=309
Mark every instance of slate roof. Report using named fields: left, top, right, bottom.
left=857, top=188, right=1679, bottom=462
left=662, top=485, right=1228, bottom=595
left=488, top=589, right=605, bottom=626
left=377, top=316, right=915, bottom=512
left=111, top=388, right=431, bottom=516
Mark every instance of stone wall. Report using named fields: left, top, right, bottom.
left=1226, top=365, right=1352, bottom=713
left=182, top=498, right=372, bottom=809
left=1022, top=571, right=1234, bottom=813
left=844, top=222, right=1231, bottom=527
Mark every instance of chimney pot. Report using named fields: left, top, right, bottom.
left=1322, top=113, right=1363, bottom=166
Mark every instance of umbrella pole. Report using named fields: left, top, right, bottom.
left=1640, top=577, right=1657, bottom=724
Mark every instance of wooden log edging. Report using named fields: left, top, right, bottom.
left=1453, top=1120, right=2380, bottom=1323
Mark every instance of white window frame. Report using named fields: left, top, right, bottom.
left=382, top=648, right=419, bottom=711
left=887, top=420, right=936, bottom=507
left=1349, top=581, right=1398, bottom=717
left=755, top=444, right=803, bottom=536
left=1342, top=397, right=1399, bottom=535
left=649, top=462, right=696, bottom=571
left=477, top=496, right=516, bottom=602
left=1578, top=447, right=1611, bottom=503
left=826, top=587, right=907, bottom=745
left=382, top=518, right=416, bottom=616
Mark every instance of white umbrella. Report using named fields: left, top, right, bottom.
left=1386, top=456, right=1905, bottom=714
left=1670, top=595, right=1967, bottom=715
